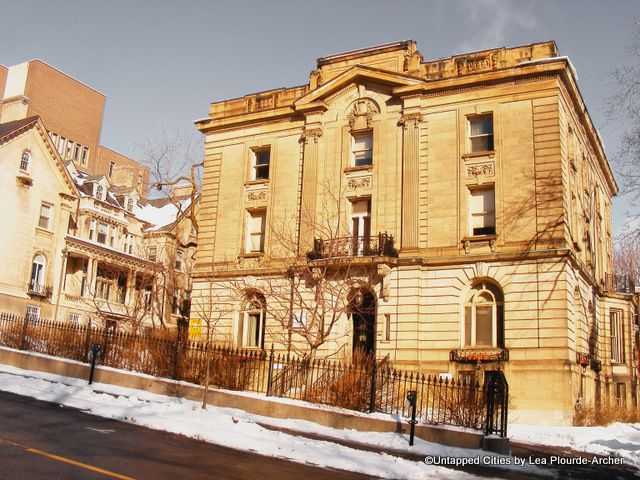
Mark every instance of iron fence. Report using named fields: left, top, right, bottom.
left=0, top=312, right=508, bottom=437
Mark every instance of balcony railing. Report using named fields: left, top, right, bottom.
left=307, top=233, right=398, bottom=260
left=27, top=282, right=51, bottom=297
left=603, top=274, right=635, bottom=294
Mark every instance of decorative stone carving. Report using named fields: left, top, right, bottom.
left=310, top=69, right=323, bottom=88
left=347, top=176, right=371, bottom=190
left=466, top=162, right=495, bottom=177
left=347, top=98, right=380, bottom=129
left=300, top=128, right=323, bottom=144
left=476, top=261, right=486, bottom=277
left=398, top=113, right=423, bottom=129
left=247, top=190, right=267, bottom=201
left=247, top=92, right=279, bottom=113
left=455, top=53, right=498, bottom=76
left=489, top=239, right=497, bottom=253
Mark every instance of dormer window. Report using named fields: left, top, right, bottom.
left=96, top=184, right=104, bottom=201
left=20, top=151, right=31, bottom=172
left=126, top=197, right=134, bottom=212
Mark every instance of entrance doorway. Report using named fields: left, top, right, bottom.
left=351, top=289, right=376, bottom=355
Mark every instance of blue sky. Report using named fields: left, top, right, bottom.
left=1, top=0, right=639, bottom=233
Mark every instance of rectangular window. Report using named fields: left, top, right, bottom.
left=251, top=148, right=270, bottom=180
left=58, top=137, right=66, bottom=155
left=611, top=309, right=625, bottom=363
left=246, top=210, right=266, bottom=253
left=352, top=131, right=373, bottom=167
left=384, top=313, right=391, bottom=341
left=81, top=147, right=89, bottom=166
left=350, top=199, right=371, bottom=255
left=616, top=383, right=627, bottom=407
left=109, top=161, right=115, bottom=177
left=38, top=203, right=52, bottom=229
left=172, top=290, right=181, bottom=315
left=95, top=267, right=113, bottom=300
left=51, top=133, right=59, bottom=148
left=469, top=115, right=494, bottom=152
left=73, top=143, right=81, bottom=161
left=148, top=245, right=157, bottom=262
left=469, top=187, right=495, bottom=236
left=69, top=313, right=81, bottom=325
left=175, top=249, right=184, bottom=271
left=97, top=222, right=108, bottom=244
left=66, top=140, right=74, bottom=160
left=26, top=304, right=40, bottom=321
left=89, top=218, right=96, bottom=240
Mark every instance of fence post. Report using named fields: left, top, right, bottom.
left=172, top=332, right=182, bottom=380
left=369, top=359, right=377, bottom=413
left=19, top=315, right=29, bottom=350
left=83, top=324, right=92, bottom=362
left=266, top=344, right=274, bottom=396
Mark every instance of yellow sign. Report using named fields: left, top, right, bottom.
left=189, top=319, right=202, bottom=339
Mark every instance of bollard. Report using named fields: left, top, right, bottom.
left=88, top=344, right=102, bottom=385
left=406, top=390, right=417, bottom=446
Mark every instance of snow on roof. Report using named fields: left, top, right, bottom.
left=135, top=197, right=192, bottom=231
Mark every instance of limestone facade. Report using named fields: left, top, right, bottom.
left=193, top=40, right=638, bottom=424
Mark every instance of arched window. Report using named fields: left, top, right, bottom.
left=20, top=150, right=31, bottom=172
left=238, top=292, right=266, bottom=349
left=30, top=254, right=46, bottom=293
left=463, top=280, right=504, bottom=348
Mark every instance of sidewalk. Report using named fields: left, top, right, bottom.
left=257, top=421, right=638, bottom=480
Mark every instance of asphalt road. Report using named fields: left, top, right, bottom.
left=0, top=390, right=375, bottom=480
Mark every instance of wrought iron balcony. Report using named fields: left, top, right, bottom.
left=449, top=348, right=509, bottom=364
left=307, top=233, right=398, bottom=260
left=27, top=282, right=51, bottom=297
left=603, top=273, right=635, bottom=294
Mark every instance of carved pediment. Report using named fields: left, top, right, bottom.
left=294, top=65, right=426, bottom=112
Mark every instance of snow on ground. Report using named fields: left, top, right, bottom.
left=510, top=422, right=640, bottom=469
left=0, top=364, right=486, bottom=479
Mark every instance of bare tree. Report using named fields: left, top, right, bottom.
left=608, top=20, right=640, bottom=220
left=73, top=263, right=162, bottom=332
left=615, top=236, right=640, bottom=284
left=217, top=182, right=395, bottom=359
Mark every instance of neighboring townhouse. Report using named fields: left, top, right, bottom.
left=193, top=40, right=638, bottom=424
left=136, top=184, right=199, bottom=329
left=0, top=116, right=77, bottom=320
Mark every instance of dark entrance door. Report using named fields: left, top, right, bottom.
left=352, top=290, right=376, bottom=354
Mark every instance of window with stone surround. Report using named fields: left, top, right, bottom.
left=610, top=309, right=625, bottom=363
left=468, top=114, right=494, bottom=153
left=38, top=203, right=52, bottom=230
left=238, top=292, right=266, bottom=349
left=351, top=131, right=373, bottom=167
left=463, top=280, right=504, bottom=348
left=468, top=186, right=495, bottom=236
left=20, top=150, right=31, bottom=172
left=245, top=209, right=266, bottom=253
left=250, top=147, right=270, bottom=181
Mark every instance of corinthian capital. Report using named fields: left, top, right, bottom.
left=300, top=128, right=323, bottom=144
left=398, top=113, right=423, bottom=128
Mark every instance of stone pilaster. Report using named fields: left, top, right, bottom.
left=299, top=128, right=322, bottom=253
left=399, top=113, right=422, bottom=251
